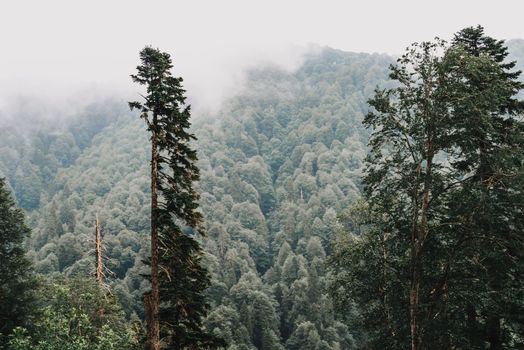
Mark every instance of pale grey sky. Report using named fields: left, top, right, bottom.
left=1, top=0, right=523, bottom=112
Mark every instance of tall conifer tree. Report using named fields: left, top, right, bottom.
left=450, top=25, right=524, bottom=348
left=130, top=47, right=223, bottom=350
left=330, top=28, right=524, bottom=349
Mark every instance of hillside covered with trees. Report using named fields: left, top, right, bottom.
left=2, top=28, right=524, bottom=349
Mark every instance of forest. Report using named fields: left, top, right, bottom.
left=1, top=26, right=524, bottom=349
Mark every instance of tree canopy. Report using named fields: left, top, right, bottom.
left=330, top=27, right=524, bottom=349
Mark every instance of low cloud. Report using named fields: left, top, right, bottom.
left=0, top=43, right=314, bottom=122
left=1, top=0, right=522, bottom=122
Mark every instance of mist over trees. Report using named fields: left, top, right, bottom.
left=1, top=26, right=524, bottom=349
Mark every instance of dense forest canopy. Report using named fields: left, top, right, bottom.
left=1, top=34, right=524, bottom=349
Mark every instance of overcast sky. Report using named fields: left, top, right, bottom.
left=2, top=0, right=524, bottom=112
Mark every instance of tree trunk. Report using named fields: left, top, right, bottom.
left=487, top=317, right=502, bottom=349
left=95, top=214, right=103, bottom=287
left=410, top=146, right=433, bottom=350
left=146, top=120, right=160, bottom=350
left=410, top=261, right=421, bottom=350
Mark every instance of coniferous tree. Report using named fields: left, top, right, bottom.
left=130, top=47, right=224, bottom=350
left=449, top=25, right=524, bottom=348
left=330, top=29, right=524, bottom=349
left=0, top=178, right=35, bottom=347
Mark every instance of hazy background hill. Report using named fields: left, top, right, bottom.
left=1, top=42, right=523, bottom=348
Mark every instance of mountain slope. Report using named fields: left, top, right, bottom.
left=16, top=48, right=392, bottom=349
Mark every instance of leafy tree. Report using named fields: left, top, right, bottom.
left=331, top=30, right=524, bottom=349
left=7, top=278, right=139, bottom=350
left=0, top=178, right=35, bottom=347
left=229, top=273, right=283, bottom=350
left=286, top=321, right=323, bottom=350
left=130, top=47, right=223, bottom=349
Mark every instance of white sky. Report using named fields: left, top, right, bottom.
left=1, top=0, right=524, bottom=113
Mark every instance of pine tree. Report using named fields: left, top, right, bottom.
left=0, top=178, right=35, bottom=347
left=330, top=29, right=524, bottom=349
left=130, top=47, right=224, bottom=350
left=450, top=25, right=524, bottom=348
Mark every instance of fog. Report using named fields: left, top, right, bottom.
left=1, top=0, right=524, bottom=116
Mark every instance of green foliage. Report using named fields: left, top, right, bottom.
left=0, top=104, right=126, bottom=211
left=0, top=178, right=36, bottom=347
left=5, top=35, right=523, bottom=348
left=330, top=27, right=524, bottom=349
left=448, top=25, right=524, bottom=349
left=7, top=278, right=139, bottom=350
left=0, top=47, right=395, bottom=349
left=130, top=47, right=223, bottom=349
